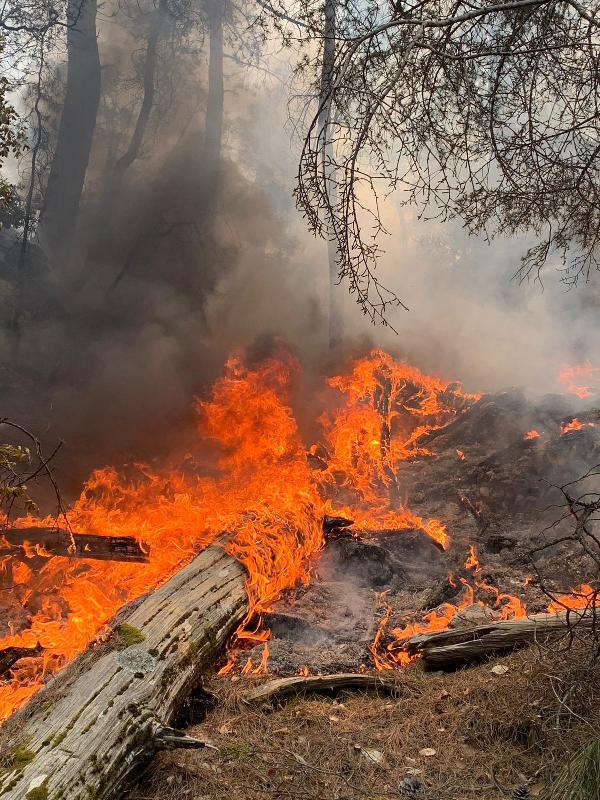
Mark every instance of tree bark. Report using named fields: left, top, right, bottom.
left=0, top=545, right=247, bottom=800
left=40, top=0, right=101, bottom=264
left=405, top=610, right=598, bottom=667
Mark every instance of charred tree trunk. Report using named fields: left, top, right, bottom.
left=40, top=0, right=100, bottom=266
left=0, top=545, right=247, bottom=800
left=204, top=0, right=225, bottom=209
left=113, top=0, right=168, bottom=175
left=318, top=0, right=342, bottom=349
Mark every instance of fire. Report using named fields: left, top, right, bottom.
left=4, top=347, right=590, bottom=720
left=558, top=362, right=600, bottom=399
left=313, top=350, right=479, bottom=550
left=0, top=348, right=479, bottom=718
left=372, top=546, right=529, bottom=669
left=561, top=418, right=583, bottom=434
left=456, top=449, right=465, bottom=460
left=464, top=544, right=481, bottom=573
left=0, top=348, right=323, bottom=718
left=524, top=430, right=540, bottom=440
left=547, top=584, right=597, bottom=613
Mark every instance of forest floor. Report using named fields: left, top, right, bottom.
left=126, top=639, right=600, bottom=800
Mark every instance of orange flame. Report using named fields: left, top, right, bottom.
left=561, top=418, right=585, bottom=434
left=0, top=348, right=322, bottom=718
left=547, top=584, right=596, bottom=613
left=313, top=350, right=479, bottom=550
left=464, top=545, right=481, bottom=574
left=524, top=430, right=540, bottom=440
left=558, top=362, right=600, bottom=399
left=456, top=449, right=466, bottom=460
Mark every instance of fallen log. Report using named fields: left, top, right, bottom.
left=405, top=609, right=598, bottom=667
left=243, top=672, right=403, bottom=705
left=0, top=544, right=247, bottom=800
left=0, top=526, right=149, bottom=562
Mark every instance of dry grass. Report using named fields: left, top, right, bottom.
left=126, top=642, right=600, bottom=800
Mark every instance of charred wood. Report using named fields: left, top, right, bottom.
left=0, top=644, right=43, bottom=677
left=0, top=527, right=149, bottom=563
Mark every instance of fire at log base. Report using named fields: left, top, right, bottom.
left=0, top=545, right=247, bottom=800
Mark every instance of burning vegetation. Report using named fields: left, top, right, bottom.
left=0, top=349, right=478, bottom=718
left=1, top=347, right=600, bottom=735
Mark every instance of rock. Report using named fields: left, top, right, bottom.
left=398, top=776, right=425, bottom=795
left=357, top=747, right=384, bottom=764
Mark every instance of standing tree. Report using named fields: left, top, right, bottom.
left=112, top=0, right=169, bottom=177
left=318, top=0, right=342, bottom=347
left=292, top=0, right=600, bottom=326
left=40, top=0, right=100, bottom=266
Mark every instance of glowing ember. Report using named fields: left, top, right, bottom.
left=558, top=362, right=600, bottom=399
left=523, top=430, right=540, bottom=440
left=456, top=449, right=466, bottom=460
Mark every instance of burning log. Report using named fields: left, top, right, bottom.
left=323, top=515, right=354, bottom=539
left=0, top=644, right=43, bottom=677
left=0, top=526, right=149, bottom=562
left=243, top=672, right=403, bottom=705
left=405, top=610, right=599, bottom=668
left=0, top=545, right=247, bottom=800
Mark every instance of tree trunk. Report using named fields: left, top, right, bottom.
left=40, top=0, right=101, bottom=264
left=405, top=610, right=599, bottom=667
left=318, top=0, right=342, bottom=349
left=0, top=545, right=247, bottom=800
left=113, top=0, right=168, bottom=175
left=204, top=0, right=225, bottom=204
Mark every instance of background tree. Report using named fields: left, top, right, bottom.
left=39, top=0, right=100, bottom=265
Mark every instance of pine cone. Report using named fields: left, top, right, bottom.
left=398, top=776, right=425, bottom=796
left=512, top=787, right=531, bottom=800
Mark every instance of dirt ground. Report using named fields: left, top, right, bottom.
left=126, top=638, right=600, bottom=800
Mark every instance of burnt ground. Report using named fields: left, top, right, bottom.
left=237, top=389, right=600, bottom=675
